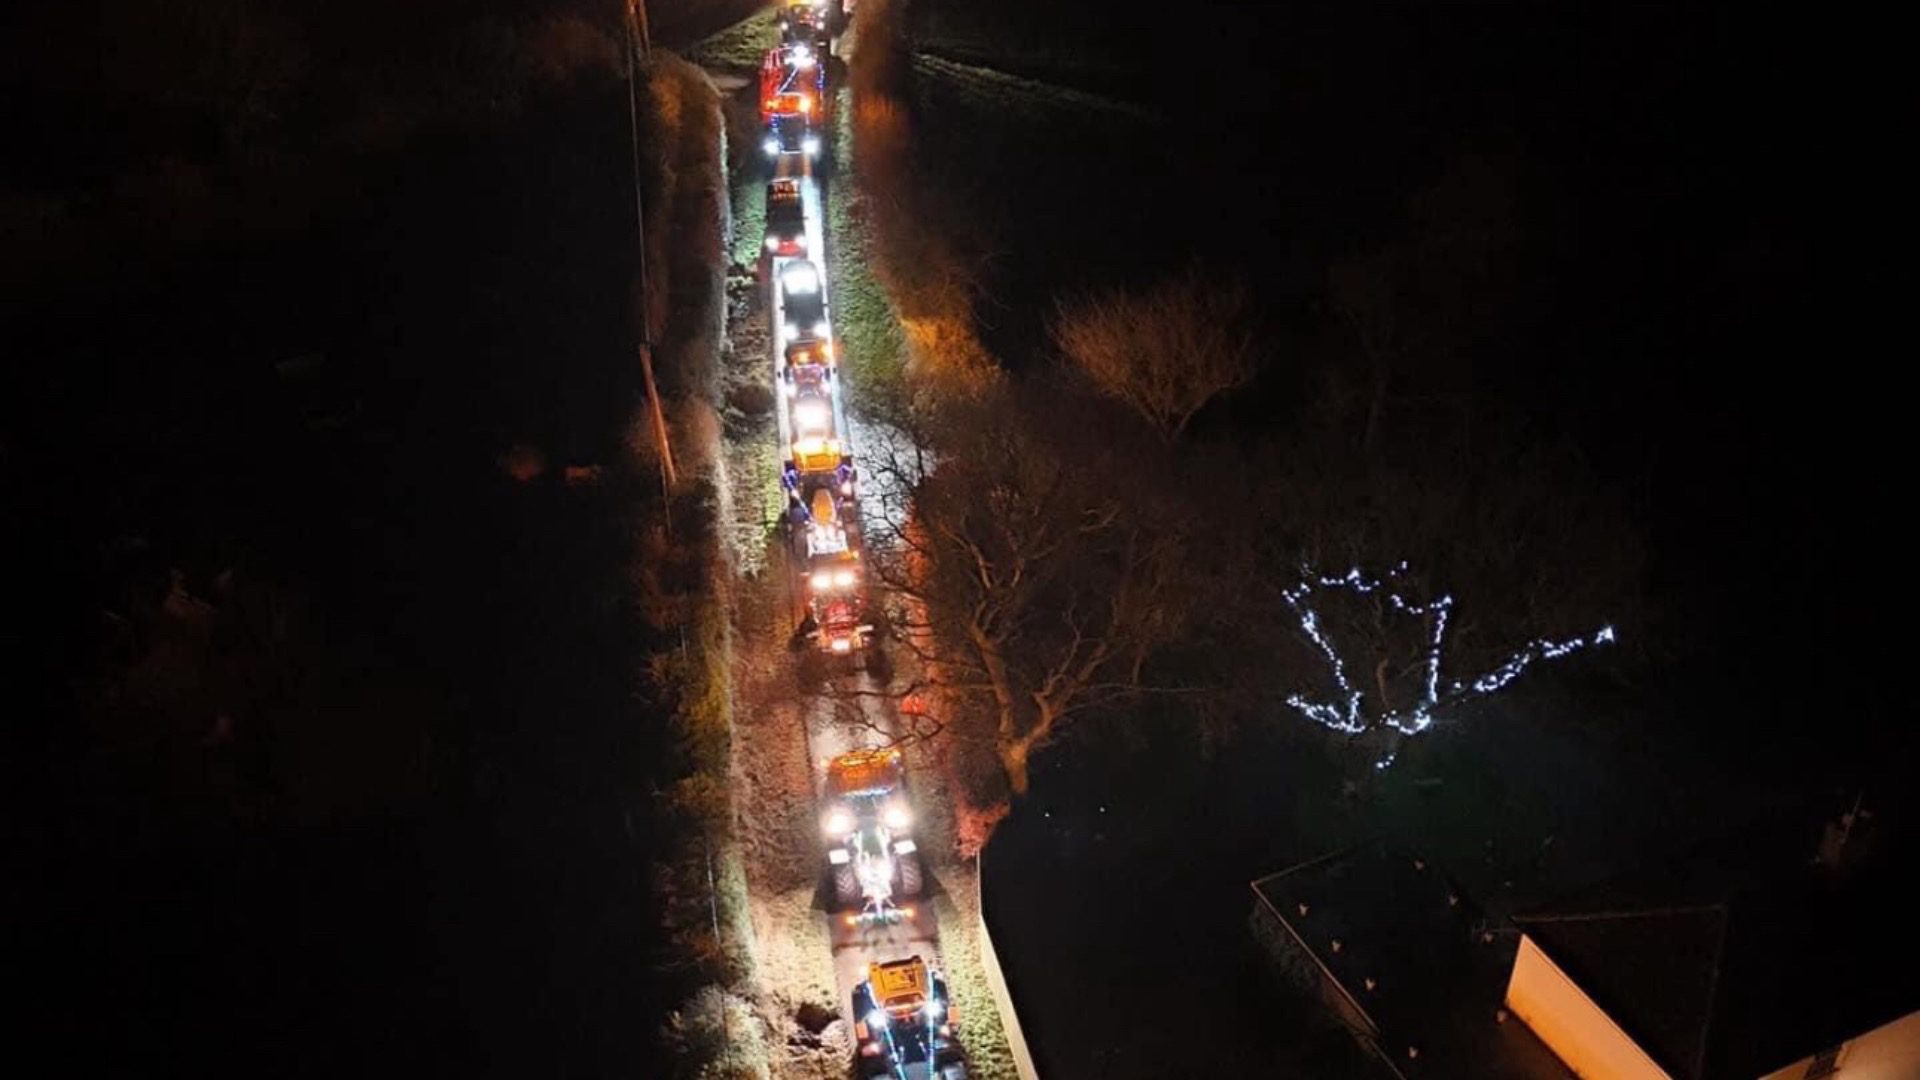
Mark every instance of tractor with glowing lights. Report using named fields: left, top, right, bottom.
left=851, top=955, right=965, bottom=1078
left=779, top=0, right=833, bottom=53
left=774, top=263, right=847, bottom=506
left=761, top=113, right=822, bottom=162
left=793, top=484, right=876, bottom=658
left=777, top=259, right=830, bottom=346
left=758, top=44, right=826, bottom=127
left=821, top=749, right=922, bottom=914
left=764, top=178, right=807, bottom=259
left=779, top=336, right=835, bottom=384
left=776, top=350, right=864, bottom=640
left=781, top=362, right=844, bottom=473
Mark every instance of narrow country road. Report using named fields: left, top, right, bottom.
left=704, top=11, right=1013, bottom=1076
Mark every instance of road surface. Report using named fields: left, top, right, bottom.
left=722, top=20, right=976, bottom=1075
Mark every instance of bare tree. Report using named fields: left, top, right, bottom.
left=1051, top=266, right=1259, bottom=441
left=864, top=387, right=1195, bottom=795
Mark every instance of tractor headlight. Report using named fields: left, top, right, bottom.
left=833, top=569, right=856, bottom=588
left=803, top=134, right=822, bottom=157
left=823, top=809, right=853, bottom=836
left=765, top=236, right=780, bottom=252
left=831, top=637, right=853, bottom=653
left=811, top=570, right=832, bottom=592
left=762, top=136, right=779, bottom=157
left=883, top=803, right=910, bottom=830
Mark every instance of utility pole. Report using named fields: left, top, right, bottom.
left=624, top=0, right=675, bottom=494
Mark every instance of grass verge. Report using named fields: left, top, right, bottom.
left=638, top=45, right=772, bottom=1080
left=826, top=69, right=909, bottom=402
left=682, top=7, right=782, bottom=74
left=844, top=0, right=996, bottom=387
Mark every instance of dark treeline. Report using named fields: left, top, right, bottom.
left=2, top=2, right=732, bottom=1075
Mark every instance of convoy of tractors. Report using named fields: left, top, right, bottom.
left=755, top=4, right=966, bottom=1077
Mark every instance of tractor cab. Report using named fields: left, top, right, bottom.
left=759, top=46, right=822, bottom=124
left=781, top=336, right=835, bottom=379
left=785, top=350, right=834, bottom=400
left=816, top=596, right=869, bottom=656
left=784, top=357, right=845, bottom=476
left=804, top=484, right=858, bottom=557
left=852, top=956, right=960, bottom=1076
left=779, top=259, right=829, bottom=343
left=791, top=435, right=842, bottom=475
left=824, top=749, right=906, bottom=811
left=779, top=1, right=833, bottom=52
left=765, top=179, right=807, bottom=258
left=821, top=749, right=918, bottom=905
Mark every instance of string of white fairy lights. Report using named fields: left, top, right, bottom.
left=1280, top=563, right=1614, bottom=763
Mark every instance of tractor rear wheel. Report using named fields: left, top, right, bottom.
left=896, top=850, right=923, bottom=898
left=832, top=862, right=860, bottom=908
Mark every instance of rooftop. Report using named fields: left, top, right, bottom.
left=1253, top=840, right=1570, bottom=1079
left=1515, top=799, right=1920, bottom=1079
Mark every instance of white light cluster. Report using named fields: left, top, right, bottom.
left=1281, top=563, right=1614, bottom=759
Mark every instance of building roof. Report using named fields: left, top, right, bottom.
left=1515, top=803, right=1920, bottom=1079
left=1253, top=841, right=1571, bottom=1079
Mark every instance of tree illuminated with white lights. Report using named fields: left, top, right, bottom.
left=1280, top=562, right=1615, bottom=767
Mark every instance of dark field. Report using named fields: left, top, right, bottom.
left=8, top=19, right=676, bottom=1070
